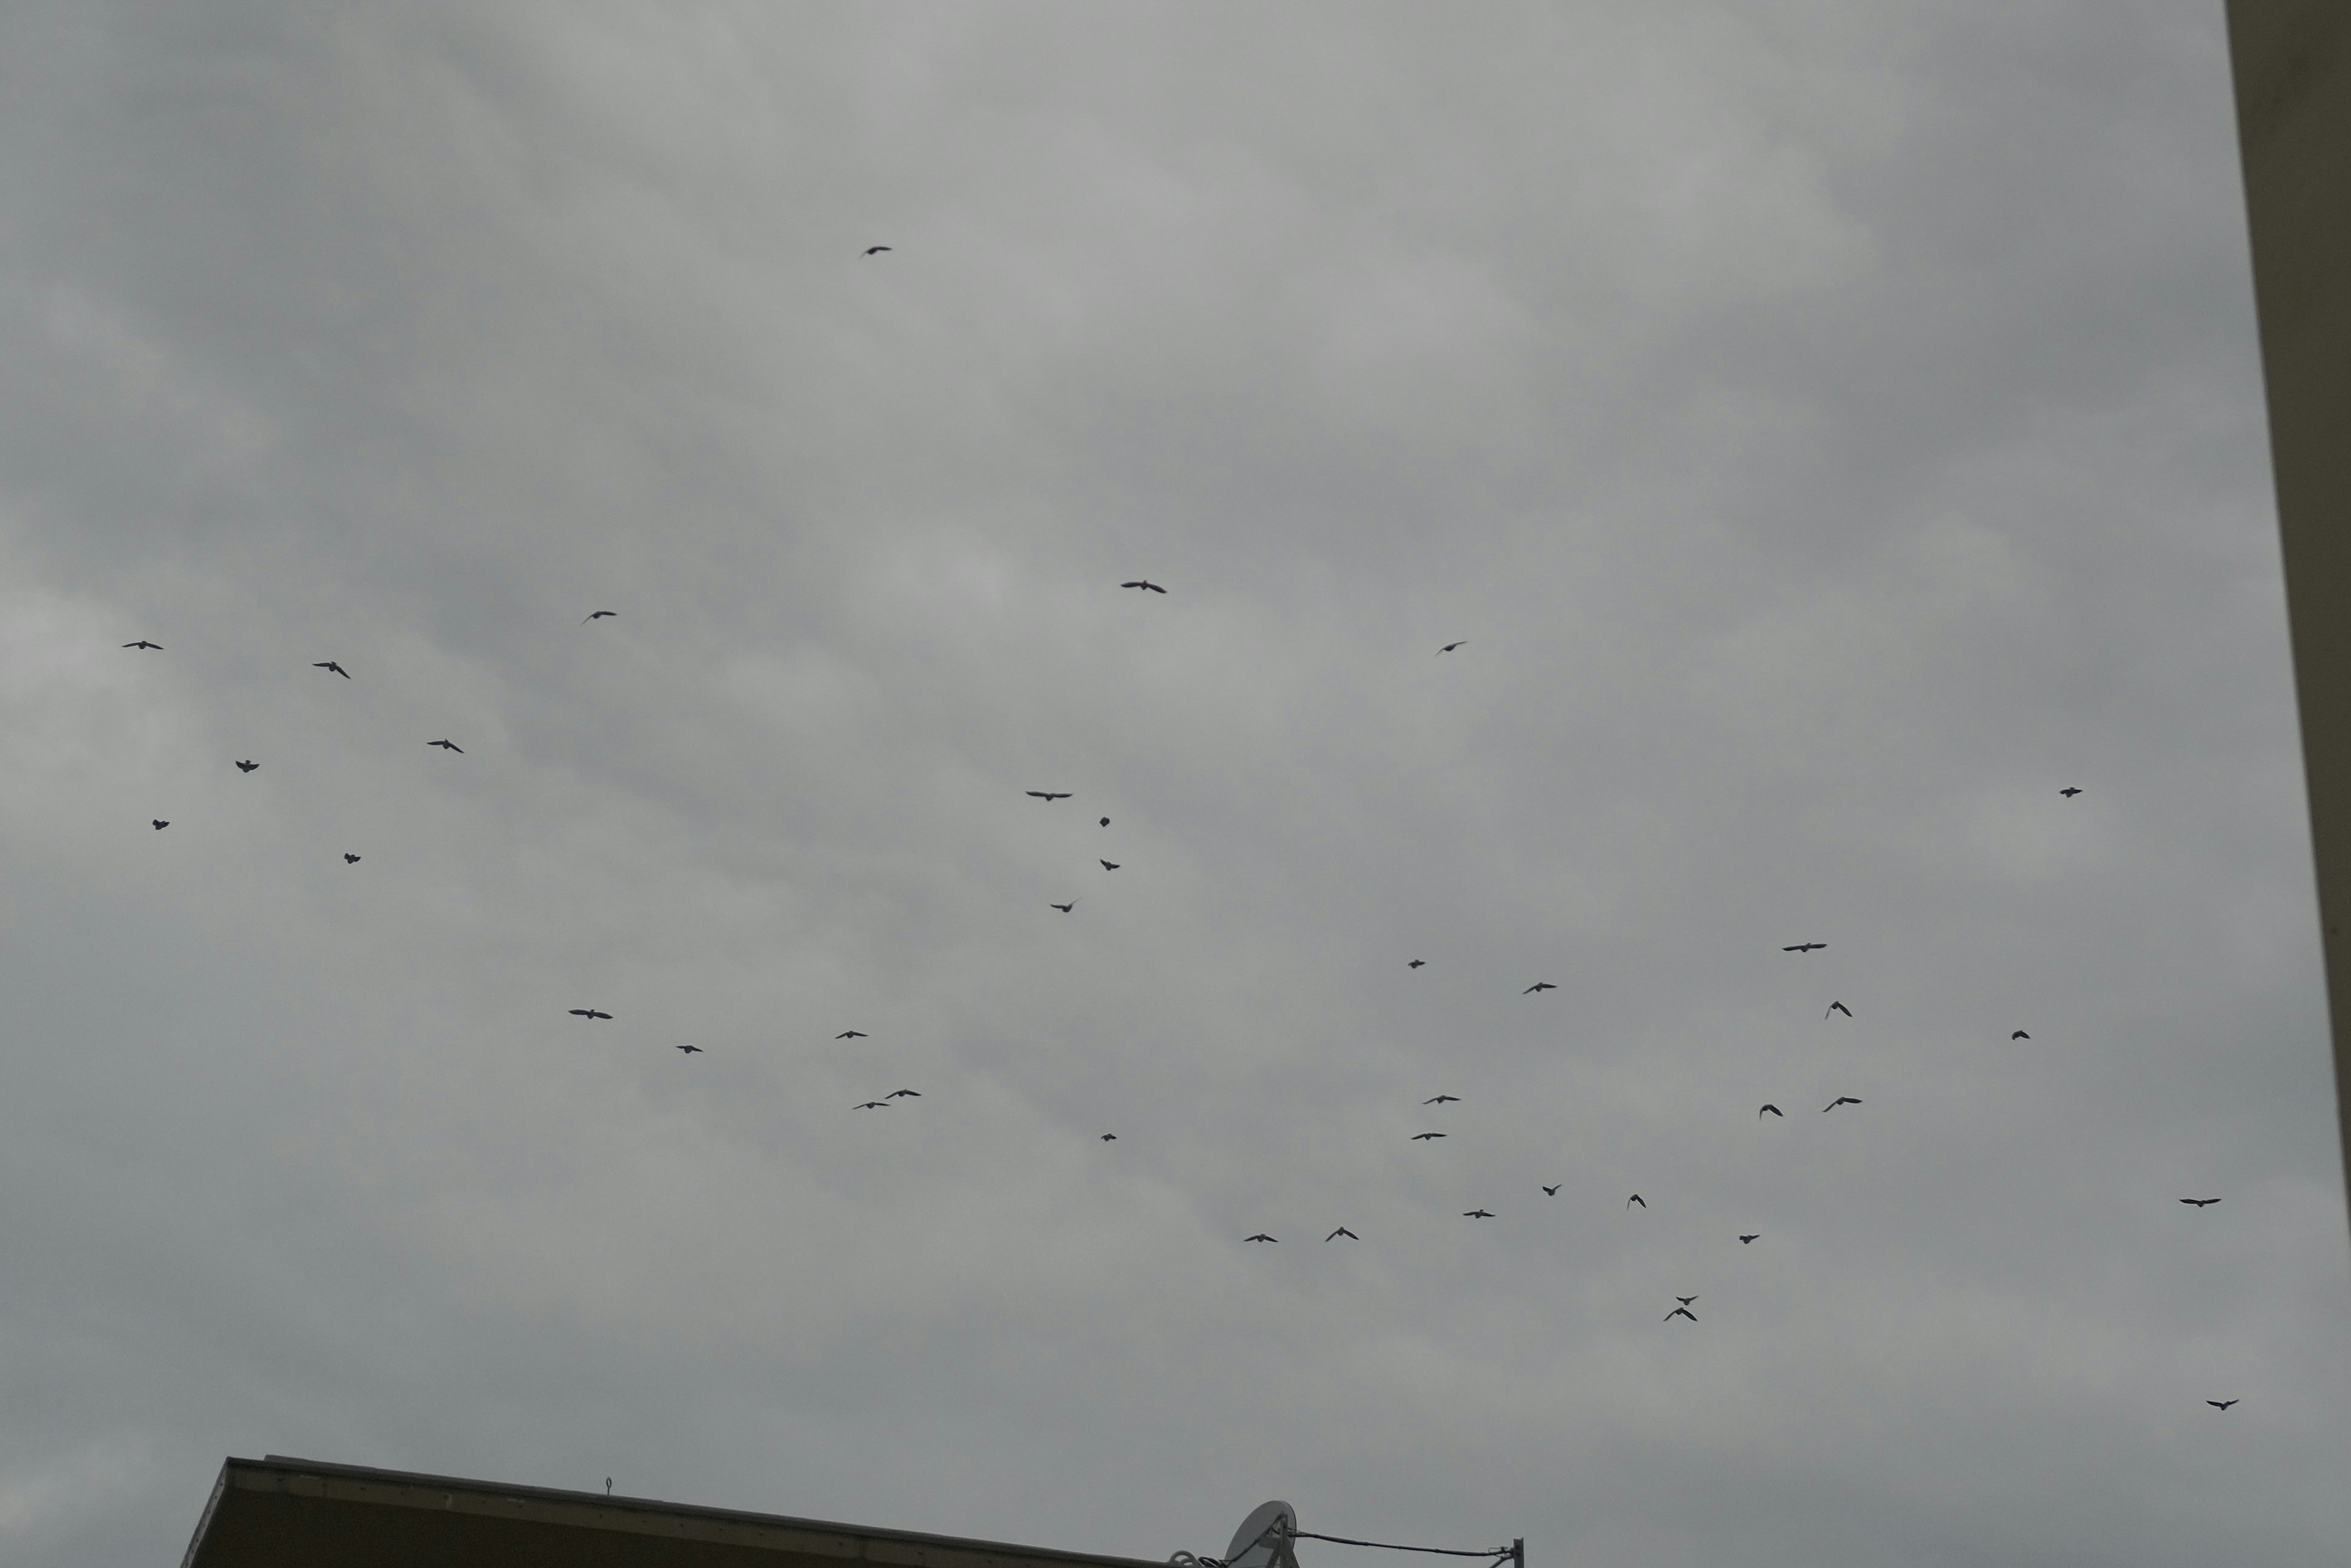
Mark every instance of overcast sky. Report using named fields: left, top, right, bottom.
left=4, top=3, right=2347, bottom=1565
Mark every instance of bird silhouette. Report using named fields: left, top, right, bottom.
left=1424, top=1094, right=1460, bottom=1105
left=1325, top=1227, right=1358, bottom=1241
left=152, top=820, right=168, bottom=830
left=1782, top=942, right=1826, bottom=953
left=1542, top=1184, right=1561, bottom=1196
left=1100, top=817, right=1110, bottom=827
left=855, top=1101, right=889, bottom=1110
left=887, top=1089, right=920, bottom=1098
left=1739, top=1234, right=1760, bottom=1244
left=1437, top=641, right=1467, bottom=655
left=1245, top=1233, right=1277, bottom=1243
left=123, top=640, right=162, bottom=650
left=1026, top=791, right=1071, bottom=800
left=343, top=853, right=360, bottom=864
left=584, top=610, right=618, bottom=622
left=2208, top=1400, right=2237, bottom=1411
left=1100, top=860, right=1120, bottom=870
left=313, top=661, right=349, bottom=678
left=1409, top=1133, right=1448, bottom=1143
left=1120, top=580, right=1168, bottom=593
left=1823, top=1096, right=1862, bottom=1111
left=1627, top=1194, right=1646, bottom=1208
left=2180, top=1198, right=2222, bottom=1207
left=676, top=1044, right=702, bottom=1054
left=1759, top=1103, right=1783, bottom=1118
left=1408, top=959, right=1425, bottom=969
left=2061, top=787, right=2083, bottom=797
left=570, top=1009, right=612, bottom=1021
left=1100, top=1133, right=1117, bottom=1141
left=1525, top=981, right=1556, bottom=994
left=2012, top=1030, right=2031, bottom=1040
left=1049, top=901, right=1078, bottom=913
left=1675, top=1296, right=1697, bottom=1305
left=1826, top=1001, right=1851, bottom=1018
left=235, top=760, right=258, bottom=773
left=863, top=245, right=891, bottom=255
left=1463, top=1209, right=1494, bottom=1218
left=836, top=1030, right=866, bottom=1040
left=1665, top=1306, right=1697, bottom=1322
left=428, top=739, right=463, bottom=752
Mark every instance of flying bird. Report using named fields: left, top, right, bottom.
left=123, top=640, right=162, bottom=650
left=1411, top=1132, right=1447, bottom=1141
left=1026, top=791, right=1071, bottom=801
left=1463, top=1209, right=1494, bottom=1219
left=1245, top=1233, right=1277, bottom=1243
left=235, top=760, right=258, bottom=773
left=569, top=1009, right=612, bottom=1021
left=1408, top=959, right=1425, bottom=969
left=152, top=820, right=169, bottom=830
left=887, top=1089, right=920, bottom=1098
left=1759, top=1103, right=1783, bottom=1118
left=2012, top=1030, right=2031, bottom=1040
left=1823, top=1096, right=1862, bottom=1111
left=1423, top=1094, right=1460, bottom=1105
left=855, top=1101, right=890, bottom=1110
left=1525, top=981, right=1556, bottom=994
left=1099, top=817, right=1110, bottom=826
left=313, top=661, right=349, bottom=678
left=2180, top=1198, right=2222, bottom=1207
left=1665, top=1306, right=1697, bottom=1322
left=1100, top=1133, right=1117, bottom=1141
left=1675, top=1296, right=1698, bottom=1306
left=1627, top=1194, right=1646, bottom=1208
left=1325, top=1227, right=1358, bottom=1242
left=2060, top=787, right=2083, bottom=797
left=2208, top=1400, right=2237, bottom=1411
left=428, top=740, right=463, bottom=752
left=1739, top=1234, right=1760, bottom=1244
left=1100, top=860, right=1120, bottom=870
left=1437, top=641, right=1467, bottom=655
left=584, top=610, right=618, bottom=622
left=676, top=1044, right=703, bottom=1054
left=1782, top=942, right=1826, bottom=953
left=1826, top=1001, right=1851, bottom=1018
left=1120, top=580, right=1168, bottom=593
left=836, top=1030, right=867, bottom=1040
left=863, top=245, right=891, bottom=255
left=343, top=853, right=360, bottom=864
left=1049, top=901, right=1078, bottom=913
left=1541, top=1184, right=1561, bottom=1196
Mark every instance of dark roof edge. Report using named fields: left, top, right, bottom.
left=203, top=1455, right=1171, bottom=1568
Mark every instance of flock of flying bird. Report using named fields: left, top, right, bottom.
left=118, top=560, right=2242, bottom=1411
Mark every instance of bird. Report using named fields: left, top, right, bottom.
left=1325, top=1227, right=1358, bottom=1242
left=428, top=739, right=463, bottom=752
left=2012, top=1030, right=2031, bottom=1040
left=1826, top=1001, right=1851, bottom=1018
left=1424, top=1094, right=1460, bottom=1105
left=123, top=640, right=162, bottom=650
left=1100, top=1133, right=1117, bottom=1141
left=584, top=610, right=618, bottom=622
left=152, top=820, right=169, bottom=830
left=1541, top=1184, right=1561, bottom=1196
left=1823, top=1096, right=1862, bottom=1111
left=1408, top=958, right=1425, bottom=969
left=836, top=1030, right=867, bottom=1040
left=2180, top=1198, right=2222, bottom=1207
left=1120, top=580, right=1168, bottom=593
left=343, top=853, right=361, bottom=864
left=855, top=1101, right=890, bottom=1110
left=1627, top=1194, right=1646, bottom=1208
left=887, top=1089, right=920, bottom=1098
left=1675, top=1296, right=1698, bottom=1306
left=1245, top=1233, right=1277, bottom=1243
left=675, top=1044, right=702, bottom=1054
left=569, top=1009, right=612, bottom=1021
left=606, top=1479, right=613, bottom=1496
left=1026, top=791, right=1071, bottom=801
left=2061, top=787, right=2083, bottom=797
left=313, top=661, right=349, bottom=678
left=1739, top=1234, right=1760, bottom=1244
left=1463, top=1209, right=1494, bottom=1219
left=1782, top=942, right=1826, bottom=953
left=863, top=245, right=891, bottom=255
left=1437, top=641, right=1467, bottom=655
left=1099, top=817, right=1110, bottom=827
left=1665, top=1306, right=1697, bottom=1322
left=1525, top=981, right=1556, bottom=994
left=2208, top=1400, right=2237, bottom=1411
left=1411, top=1131, right=1447, bottom=1141
left=1100, top=860, right=1120, bottom=870
left=1759, top=1103, right=1783, bottom=1118
left=1049, top=901, right=1078, bottom=913
left=234, top=760, right=258, bottom=773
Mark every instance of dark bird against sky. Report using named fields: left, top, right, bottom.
left=1463, top=1209, right=1494, bottom=1218
left=1759, top=1103, right=1783, bottom=1118
left=313, top=661, right=348, bottom=678
left=2208, top=1400, right=2237, bottom=1410
left=1049, top=902, right=1077, bottom=913
left=1542, top=1184, right=1561, bottom=1196
left=2061, top=787, right=2083, bottom=797
left=1676, top=1296, right=1698, bottom=1305
left=836, top=1030, right=866, bottom=1039
left=1245, top=1233, right=1277, bottom=1243
left=863, top=245, right=891, bottom=255
left=1665, top=1307, right=1697, bottom=1321
left=2180, top=1198, right=2222, bottom=1207
left=887, top=1089, right=919, bottom=1098
left=1739, top=1234, right=1760, bottom=1244
left=152, top=820, right=168, bottom=830
left=1120, top=580, right=1168, bottom=593
left=1411, top=1131, right=1447, bottom=1141
left=1783, top=942, right=1826, bottom=953
left=1525, top=981, right=1556, bottom=994
left=1100, top=860, right=1120, bottom=870
left=1424, top=1094, right=1459, bottom=1105
left=1826, top=1001, right=1851, bottom=1018
left=234, top=760, right=258, bottom=773
left=1627, top=1194, right=1646, bottom=1208
left=2012, top=1030, right=2031, bottom=1040
left=1437, top=641, right=1467, bottom=654
left=583, top=610, right=617, bottom=621
left=569, top=1008, right=611, bottom=1020
left=676, top=1044, right=702, bottom=1054
left=1824, top=1096, right=1862, bottom=1111
left=429, top=739, right=463, bottom=752
left=855, top=1101, right=889, bottom=1110
left=1408, top=959, right=1425, bottom=968
left=343, top=853, right=360, bottom=864
left=123, top=640, right=161, bottom=650
left=1100, top=1134, right=1116, bottom=1141
left=1326, top=1227, right=1357, bottom=1241
left=1026, top=791, right=1071, bottom=800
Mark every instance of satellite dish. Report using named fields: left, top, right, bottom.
left=1226, top=1502, right=1299, bottom=1568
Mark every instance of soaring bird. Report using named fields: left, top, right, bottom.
left=1463, top=1209, right=1494, bottom=1219
left=428, top=740, right=463, bottom=752
left=235, top=760, right=258, bottom=773
left=123, top=640, right=162, bottom=650
left=836, top=1030, right=867, bottom=1040
left=1120, top=580, right=1168, bottom=593
left=1665, top=1306, right=1697, bottom=1322
left=676, top=1044, right=702, bottom=1054
left=863, top=245, right=891, bottom=255
left=1627, top=1194, right=1646, bottom=1208
left=1542, top=1184, right=1561, bottom=1196
left=1325, top=1227, right=1358, bottom=1242
left=1437, top=641, right=1467, bottom=655
left=887, top=1089, right=920, bottom=1098
left=1026, top=791, right=1071, bottom=801
left=1100, top=1133, right=1117, bottom=1141
left=2180, top=1198, right=2222, bottom=1207
left=2060, top=787, right=2083, bottom=798
left=1759, top=1103, right=1783, bottom=1118
left=1739, top=1234, right=1760, bottom=1244
left=1099, top=817, right=1110, bottom=827
left=1411, top=1131, right=1447, bottom=1141
left=1408, top=959, right=1425, bottom=969
left=1783, top=942, right=1826, bottom=953
left=1424, top=1094, right=1460, bottom=1105
left=1525, top=981, right=1556, bottom=994
left=1245, top=1233, right=1277, bottom=1243
left=2208, top=1400, right=2237, bottom=1411
left=1100, top=860, right=1120, bottom=870
left=569, top=1009, right=612, bottom=1021
left=152, top=820, right=169, bottom=830
left=584, top=610, right=618, bottom=622
left=1049, top=901, right=1078, bottom=913
left=343, top=853, right=361, bottom=864
left=314, top=661, right=349, bottom=678
left=1826, top=1001, right=1851, bottom=1018
left=2012, top=1030, right=2031, bottom=1040
left=855, top=1101, right=889, bottom=1110
left=1823, top=1096, right=1862, bottom=1111
left=1675, top=1296, right=1698, bottom=1306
